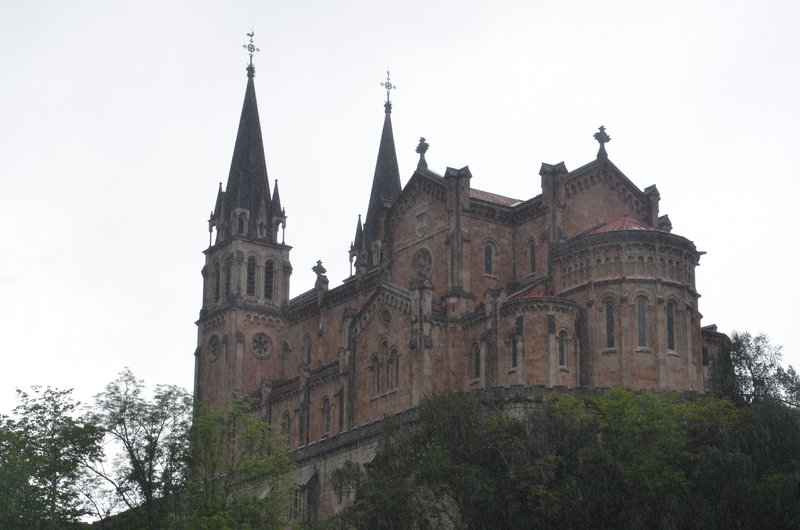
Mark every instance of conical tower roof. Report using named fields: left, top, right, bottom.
left=364, top=100, right=401, bottom=245
left=221, top=65, right=271, bottom=234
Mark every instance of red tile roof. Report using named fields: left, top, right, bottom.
left=469, top=188, right=523, bottom=207
left=592, top=215, right=655, bottom=233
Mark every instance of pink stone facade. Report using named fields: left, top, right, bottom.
left=193, top=72, right=718, bottom=522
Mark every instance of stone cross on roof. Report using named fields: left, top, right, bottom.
left=594, top=125, right=611, bottom=159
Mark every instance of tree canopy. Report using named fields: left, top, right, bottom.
left=0, top=387, right=101, bottom=529
left=328, top=388, right=800, bottom=530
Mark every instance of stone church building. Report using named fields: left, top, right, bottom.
left=194, top=55, right=719, bottom=521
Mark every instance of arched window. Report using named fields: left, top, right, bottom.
left=605, top=298, right=615, bottom=348
left=224, top=259, right=232, bottom=298
left=281, top=412, right=292, bottom=446
left=322, top=398, right=331, bottom=434
left=484, top=243, right=494, bottom=275
left=379, top=342, right=389, bottom=392
left=246, top=256, right=256, bottom=296
left=388, top=348, right=399, bottom=389
left=529, top=240, right=536, bottom=273
left=558, top=331, right=568, bottom=366
left=237, top=216, right=245, bottom=234
left=213, top=263, right=221, bottom=302
left=508, top=332, right=518, bottom=369
left=667, top=300, right=676, bottom=351
left=264, top=260, right=275, bottom=300
left=471, top=342, right=481, bottom=379
left=303, top=334, right=312, bottom=366
left=337, top=392, right=344, bottom=432
left=370, top=354, right=379, bottom=396
left=636, top=296, right=648, bottom=347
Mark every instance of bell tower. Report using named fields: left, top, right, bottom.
left=194, top=33, right=292, bottom=411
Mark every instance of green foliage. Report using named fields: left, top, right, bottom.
left=0, top=387, right=102, bottom=529
left=182, top=396, right=295, bottom=529
left=1, top=373, right=297, bottom=529
left=87, top=368, right=193, bottom=530
left=714, top=331, right=799, bottom=407
left=330, top=389, right=800, bottom=530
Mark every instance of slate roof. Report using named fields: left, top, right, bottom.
left=222, top=70, right=271, bottom=228
left=364, top=102, right=402, bottom=244
left=469, top=188, right=523, bottom=207
left=592, top=215, right=656, bottom=233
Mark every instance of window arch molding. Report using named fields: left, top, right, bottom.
left=281, top=411, right=292, bottom=446
left=369, top=353, right=380, bottom=396
left=264, top=258, right=276, bottom=300
left=212, top=262, right=221, bottom=302
left=321, top=397, right=332, bottom=435
left=506, top=330, right=518, bottom=369
left=483, top=240, right=498, bottom=276
left=601, top=294, right=617, bottom=350
left=557, top=329, right=570, bottom=367
left=665, top=297, right=679, bottom=353
left=632, top=292, right=652, bottom=349
left=302, top=334, right=312, bottom=366
left=223, top=254, right=234, bottom=299
left=469, top=341, right=481, bottom=380
left=528, top=238, right=536, bottom=274
left=246, top=255, right=258, bottom=296
left=388, top=347, right=400, bottom=390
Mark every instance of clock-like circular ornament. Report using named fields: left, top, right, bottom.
left=251, top=333, right=272, bottom=359
left=380, top=309, right=392, bottom=331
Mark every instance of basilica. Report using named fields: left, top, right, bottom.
left=193, top=49, right=721, bottom=520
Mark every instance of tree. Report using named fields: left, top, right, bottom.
left=0, top=413, right=40, bottom=529
left=713, top=331, right=799, bottom=407
left=87, top=368, right=192, bottom=530
left=0, top=387, right=102, bottom=529
left=183, top=396, right=294, bottom=529
left=329, top=389, right=800, bottom=530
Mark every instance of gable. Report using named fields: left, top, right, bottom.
left=563, top=158, right=653, bottom=236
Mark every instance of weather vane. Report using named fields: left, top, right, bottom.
left=380, top=69, right=396, bottom=105
left=243, top=31, right=260, bottom=75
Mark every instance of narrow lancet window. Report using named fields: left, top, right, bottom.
left=264, top=260, right=275, bottom=300
left=224, top=260, right=232, bottom=298
left=637, top=296, right=647, bottom=347
left=471, top=342, right=481, bottom=379
left=529, top=240, right=536, bottom=273
left=484, top=244, right=494, bottom=275
left=213, top=263, right=221, bottom=302
left=509, top=332, right=518, bottom=369
left=322, top=398, right=331, bottom=434
left=667, top=300, right=676, bottom=351
left=303, top=334, right=312, bottom=365
left=558, top=331, right=567, bottom=366
left=246, top=257, right=256, bottom=296
left=605, top=298, right=615, bottom=348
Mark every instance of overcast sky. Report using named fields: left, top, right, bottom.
left=1, top=0, right=798, bottom=413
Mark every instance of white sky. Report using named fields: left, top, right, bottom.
left=1, top=0, right=798, bottom=413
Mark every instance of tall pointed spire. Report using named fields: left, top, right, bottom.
left=271, top=179, right=282, bottom=214
left=364, top=70, right=402, bottom=249
left=219, top=32, right=271, bottom=237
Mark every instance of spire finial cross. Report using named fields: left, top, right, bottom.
left=243, top=31, right=260, bottom=77
left=594, top=125, right=611, bottom=159
left=380, top=69, right=396, bottom=108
